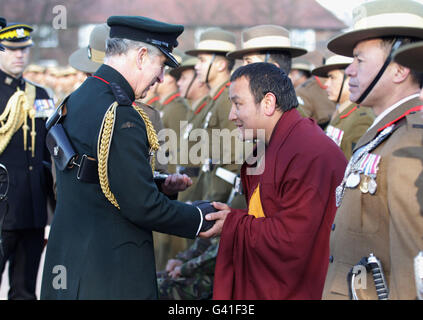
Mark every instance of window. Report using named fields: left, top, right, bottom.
left=290, top=29, right=316, bottom=52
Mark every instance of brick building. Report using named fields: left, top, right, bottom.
left=0, top=0, right=346, bottom=67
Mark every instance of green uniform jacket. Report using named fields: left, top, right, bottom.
left=326, top=103, right=375, bottom=160
left=40, top=65, right=202, bottom=300
left=296, top=77, right=336, bottom=128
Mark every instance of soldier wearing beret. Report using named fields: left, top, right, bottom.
left=322, top=0, right=423, bottom=300
left=312, top=55, right=375, bottom=160
left=227, top=24, right=335, bottom=128
left=40, top=16, right=221, bottom=300
left=0, top=22, right=55, bottom=299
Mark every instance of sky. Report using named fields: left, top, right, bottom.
left=317, top=0, right=423, bottom=27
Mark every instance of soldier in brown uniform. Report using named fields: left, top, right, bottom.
left=186, top=28, right=245, bottom=206
left=322, top=0, right=423, bottom=300
left=289, top=59, right=313, bottom=89
left=312, top=55, right=375, bottom=159
left=169, top=56, right=211, bottom=203
left=227, top=25, right=334, bottom=128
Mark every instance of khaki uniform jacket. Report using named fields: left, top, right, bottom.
left=178, top=94, right=212, bottom=203
left=323, top=97, right=423, bottom=300
left=326, top=103, right=375, bottom=160
left=158, top=91, right=191, bottom=174
left=296, top=77, right=336, bottom=128
left=196, top=80, right=243, bottom=203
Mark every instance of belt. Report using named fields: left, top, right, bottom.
left=177, top=166, right=201, bottom=177
left=215, top=167, right=243, bottom=194
left=73, top=154, right=99, bottom=184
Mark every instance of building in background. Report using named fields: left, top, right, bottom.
left=0, top=0, right=346, bottom=67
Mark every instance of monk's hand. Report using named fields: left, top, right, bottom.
left=199, top=202, right=230, bottom=238
left=161, top=173, right=192, bottom=195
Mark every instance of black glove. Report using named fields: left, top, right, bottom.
left=192, top=200, right=217, bottom=233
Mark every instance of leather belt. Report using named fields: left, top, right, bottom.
left=73, top=154, right=99, bottom=184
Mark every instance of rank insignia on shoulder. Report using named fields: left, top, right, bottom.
left=109, top=82, right=132, bottom=106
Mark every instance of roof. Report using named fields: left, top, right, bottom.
left=2, top=0, right=346, bottom=30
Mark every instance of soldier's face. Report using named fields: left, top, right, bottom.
left=345, top=39, right=392, bottom=108
left=0, top=46, right=30, bottom=78
left=325, top=69, right=349, bottom=103
left=177, top=68, right=196, bottom=98
left=195, top=53, right=215, bottom=83
left=229, top=76, right=262, bottom=141
left=242, top=53, right=265, bottom=66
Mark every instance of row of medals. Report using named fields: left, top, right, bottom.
left=346, top=172, right=377, bottom=194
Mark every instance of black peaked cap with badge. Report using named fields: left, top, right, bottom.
left=107, top=16, right=184, bottom=68
left=0, top=22, right=33, bottom=49
left=0, top=17, right=6, bottom=51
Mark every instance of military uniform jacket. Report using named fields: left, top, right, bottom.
left=196, top=81, right=242, bottom=203
left=177, top=94, right=212, bottom=203
left=326, top=102, right=375, bottom=160
left=159, top=91, right=191, bottom=173
left=40, top=65, right=202, bottom=300
left=134, top=100, right=168, bottom=174
left=0, top=70, right=54, bottom=230
left=323, top=96, right=423, bottom=300
left=296, top=77, right=336, bottom=128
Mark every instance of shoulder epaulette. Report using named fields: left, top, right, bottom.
left=109, top=82, right=132, bottom=106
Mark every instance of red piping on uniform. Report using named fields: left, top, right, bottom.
left=147, top=96, right=160, bottom=105
left=163, top=93, right=180, bottom=105
left=194, top=101, right=208, bottom=115
left=314, top=76, right=327, bottom=90
left=339, top=105, right=358, bottom=119
left=213, top=82, right=231, bottom=101
left=92, top=75, right=110, bottom=85
left=377, top=105, right=423, bottom=132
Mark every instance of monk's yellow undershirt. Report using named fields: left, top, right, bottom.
left=247, top=184, right=266, bottom=218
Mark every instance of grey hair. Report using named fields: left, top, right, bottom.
left=105, top=38, right=161, bottom=58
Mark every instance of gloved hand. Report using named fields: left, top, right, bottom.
left=192, top=200, right=217, bottom=233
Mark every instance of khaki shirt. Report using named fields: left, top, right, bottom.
left=326, top=102, right=375, bottom=160
left=323, top=97, right=423, bottom=300
left=296, top=77, right=336, bottom=127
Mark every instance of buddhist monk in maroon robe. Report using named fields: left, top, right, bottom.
left=199, top=63, right=347, bottom=299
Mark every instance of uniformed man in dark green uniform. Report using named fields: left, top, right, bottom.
left=0, top=21, right=55, bottom=300
left=40, top=16, right=217, bottom=300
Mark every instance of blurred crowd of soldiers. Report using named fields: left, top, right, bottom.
left=1, top=0, right=423, bottom=301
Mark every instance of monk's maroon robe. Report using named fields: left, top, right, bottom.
left=213, top=109, right=347, bottom=300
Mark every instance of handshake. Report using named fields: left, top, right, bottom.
left=153, top=172, right=231, bottom=238
left=192, top=200, right=230, bottom=238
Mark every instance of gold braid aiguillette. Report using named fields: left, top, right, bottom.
left=97, top=102, right=160, bottom=210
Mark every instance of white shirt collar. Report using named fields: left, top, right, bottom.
left=368, top=94, right=420, bottom=131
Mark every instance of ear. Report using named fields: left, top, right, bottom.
left=392, top=62, right=411, bottom=84
left=261, top=92, right=277, bottom=116
left=136, top=47, right=148, bottom=70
